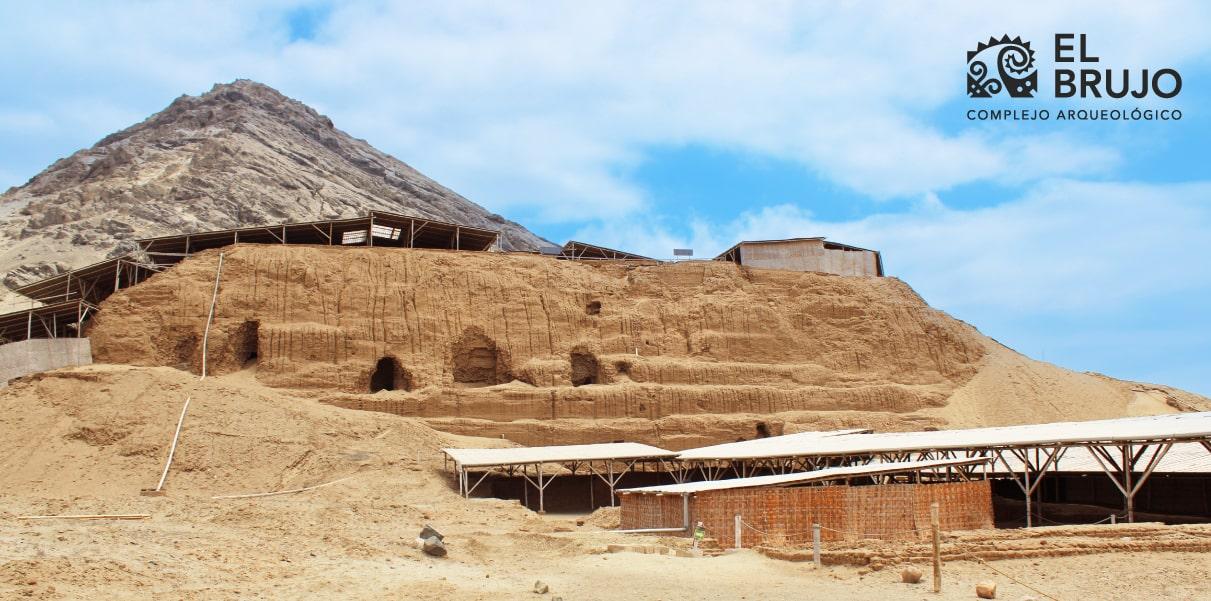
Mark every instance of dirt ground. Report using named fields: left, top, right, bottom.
left=4, top=508, right=1211, bottom=600
left=2, top=363, right=1210, bottom=599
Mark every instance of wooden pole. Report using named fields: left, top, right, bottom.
left=1024, top=456, right=1033, bottom=528
left=1124, top=443, right=1135, bottom=523
left=812, top=523, right=822, bottom=567
left=537, top=463, right=545, bottom=513
left=18, top=514, right=150, bottom=521
left=931, top=501, right=942, bottom=593
left=681, top=493, right=690, bottom=531
left=734, top=514, right=742, bottom=549
left=152, top=396, right=191, bottom=492
left=608, top=462, right=615, bottom=507
left=200, top=253, right=224, bottom=378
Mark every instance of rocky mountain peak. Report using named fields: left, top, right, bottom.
left=0, top=80, right=550, bottom=290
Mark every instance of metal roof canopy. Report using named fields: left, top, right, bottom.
left=559, top=240, right=654, bottom=261
left=443, top=442, right=679, bottom=514
left=0, top=299, right=98, bottom=343
left=620, top=457, right=990, bottom=495
left=993, top=440, right=1211, bottom=475
left=443, top=442, right=676, bottom=468
left=137, top=210, right=499, bottom=265
left=677, top=413, right=1211, bottom=461
left=676, top=428, right=873, bottom=461
left=12, top=255, right=160, bottom=304
left=672, top=412, right=1211, bottom=527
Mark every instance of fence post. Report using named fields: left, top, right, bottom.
left=734, top=514, right=742, bottom=549
left=930, top=501, right=942, bottom=593
left=1110, top=513, right=1116, bottom=525
left=812, top=523, right=821, bottom=568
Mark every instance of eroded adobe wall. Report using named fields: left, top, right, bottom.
left=88, top=244, right=985, bottom=443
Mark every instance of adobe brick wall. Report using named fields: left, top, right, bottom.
left=619, top=480, right=993, bottom=547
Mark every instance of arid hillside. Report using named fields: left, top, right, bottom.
left=4, top=364, right=1208, bottom=600
left=0, top=79, right=548, bottom=291
left=85, top=244, right=1207, bottom=448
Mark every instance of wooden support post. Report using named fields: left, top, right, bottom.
left=1023, top=458, right=1033, bottom=528
left=931, top=502, right=942, bottom=593
left=682, top=493, right=690, bottom=532
left=734, top=514, right=741, bottom=549
left=608, top=462, right=615, bottom=507
left=1123, top=443, right=1135, bottom=523
left=812, top=523, right=822, bottom=567
left=537, top=463, right=545, bottom=513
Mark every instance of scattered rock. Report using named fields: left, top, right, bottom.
left=900, top=567, right=922, bottom=583
left=418, top=525, right=444, bottom=541
left=421, top=536, right=447, bottom=557
left=976, top=580, right=997, bottom=599
left=533, top=580, right=549, bottom=594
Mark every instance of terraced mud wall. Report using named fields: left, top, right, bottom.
left=88, top=244, right=987, bottom=444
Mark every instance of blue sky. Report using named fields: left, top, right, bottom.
left=1, top=2, right=1209, bottom=396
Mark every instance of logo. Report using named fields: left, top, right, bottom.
left=967, top=35, right=1037, bottom=98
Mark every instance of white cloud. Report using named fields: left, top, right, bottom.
left=2, top=1, right=1209, bottom=218
left=580, top=180, right=1211, bottom=315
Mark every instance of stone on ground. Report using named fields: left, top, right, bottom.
left=422, top=536, right=447, bottom=557
left=976, top=580, right=997, bottom=599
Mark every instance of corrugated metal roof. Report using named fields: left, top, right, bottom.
left=676, top=428, right=872, bottom=461
left=443, top=442, right=677, bottom=468
left=994, top=441, right=1211, bottom=474
left=675, top=413, right=1211, bottom=461
left=618, top=458, right=990, bottom=495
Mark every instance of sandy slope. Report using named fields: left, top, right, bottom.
left=2, top=364, right=1210, bottom=599
left=927, top=341, right=1209, bottom=427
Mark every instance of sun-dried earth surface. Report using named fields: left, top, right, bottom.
left=2, top=364, right=1209, bottom=600
left=85, top=244, right=1209, bottom=447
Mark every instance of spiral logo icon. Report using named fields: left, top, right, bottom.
left=968, top=35, right=1038, bottom=98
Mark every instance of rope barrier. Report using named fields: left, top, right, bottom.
left=739, top=518, right=921, bottom=541
left=960, top=551, right=1063, bottom=601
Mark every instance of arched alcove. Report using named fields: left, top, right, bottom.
left=570, top=351, right=599, bottom=386
left=370, top=357, right=413, bottom=392
left=452, top=330, right=508, bottom=386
